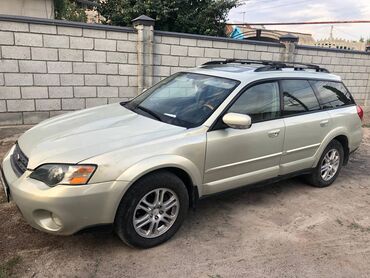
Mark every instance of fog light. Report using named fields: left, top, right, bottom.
left=33, top=209, right=63, bottom=231
left=52, top=213, right=62, bottom=227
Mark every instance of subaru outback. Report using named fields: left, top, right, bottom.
left=0, top=59, right=363, bottom=248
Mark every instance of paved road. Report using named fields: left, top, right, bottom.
left=1, top=126, right=369, bottom=278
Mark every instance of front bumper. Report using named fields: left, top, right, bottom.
left=1, top=146, right=129, bottom=235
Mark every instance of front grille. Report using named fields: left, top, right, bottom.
left=10, top=143, right=29, bottom=177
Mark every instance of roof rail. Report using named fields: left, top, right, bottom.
left=201, top=59, right=330, bottom=73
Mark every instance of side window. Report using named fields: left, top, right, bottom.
left=281, top=80, right=321, bottom=115
left=228, top=82, right=280, bottom=122
left=310, top=80, right=355, bottom=109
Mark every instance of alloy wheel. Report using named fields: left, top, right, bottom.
left=133, top=188, right=180, bottom=238
left=321, top=149, right=340, bottom=181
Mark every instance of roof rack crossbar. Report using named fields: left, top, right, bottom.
left=201, top=59, right=330, bottom=73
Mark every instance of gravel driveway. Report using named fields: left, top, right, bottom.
left=1, top=126, right=369, bottom=278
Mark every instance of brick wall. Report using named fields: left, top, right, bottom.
left=1, top=15, right=370, bottom=126
left=295, top=47, right=370, bottom=108
left=0, top=17, right=138, bottom=125
left=152, top=33, right=283, bottom=85
left=152, top=33, right=370, bottom=110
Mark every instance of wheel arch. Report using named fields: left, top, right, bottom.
left=136, top=167, right=200, bottom=209
left=333, top=135, right=349, bottom=165
left=313, top=127, right=350, bottom=167
left=116, top=155, right=203, bottom=209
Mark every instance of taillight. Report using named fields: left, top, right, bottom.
left=356, top=105, right=364, bottom=121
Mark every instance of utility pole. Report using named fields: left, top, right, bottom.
left=239, top=0, right=250, bottom=23
left=238, top=11, right=246, bottom=23
left=330, top=25, right=334, bottom=39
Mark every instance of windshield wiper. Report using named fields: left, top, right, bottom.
left=136, top=105, right=163, bottom=122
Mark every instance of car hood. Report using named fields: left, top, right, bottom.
left=18, top=103, right=186, bottom=169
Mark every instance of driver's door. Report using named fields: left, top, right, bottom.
left=203, top=81, right=285, bottom=195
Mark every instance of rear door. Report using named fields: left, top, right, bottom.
left=310, top=80, right=361, bottom=152
left=280, top=79, right=331, bottom=175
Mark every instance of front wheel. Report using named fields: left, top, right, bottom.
left=305, top=139, right=344, bottom=187
left=114, top=171, right=189, bottom=248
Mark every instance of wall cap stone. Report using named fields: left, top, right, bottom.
left=296, top=44, right=370, bottom=55
left=279, top=33, right=299, bottom=43
left=0, top=14, right=136, bottom=33
left=132, top=15, right=155, bottom=27
left=154, top=30, right=284, bottom=48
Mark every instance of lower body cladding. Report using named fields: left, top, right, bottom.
left=2, top=151, right=129, bottom=235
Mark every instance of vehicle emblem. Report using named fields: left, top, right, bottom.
left=16, top=153, right=20, bottom=160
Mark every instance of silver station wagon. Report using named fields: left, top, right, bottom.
left=1, top=59, right=363, bottom=248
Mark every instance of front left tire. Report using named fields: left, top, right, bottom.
left=114, top=170, right=189, bottom=248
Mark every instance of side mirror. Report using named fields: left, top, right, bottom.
left=222, top=113, right=252, bottom=129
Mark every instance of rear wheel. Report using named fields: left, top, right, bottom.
left=305, top=139, right=344, bottom=187
left=114, top=171, right=189, bottom=248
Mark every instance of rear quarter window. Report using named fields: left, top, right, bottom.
left=310, top=80, right=355, bottom=109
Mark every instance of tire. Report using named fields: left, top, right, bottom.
left=114, top=170, right=189, bottom=248
left=305, top=139, right=344, bottom=187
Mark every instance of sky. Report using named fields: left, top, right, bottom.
left=228, top=0, right=370, bottom=41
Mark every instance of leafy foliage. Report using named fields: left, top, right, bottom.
left=97, top=0, right=239, bottom=36
left=54, top=0, right=87, bottom=22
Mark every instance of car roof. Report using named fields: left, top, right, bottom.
left=185, top=63, right=342, bottom=84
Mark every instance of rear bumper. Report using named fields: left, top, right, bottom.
left=1, top=146, right=129, bottom=235
left=349, top=127, right=363, bottom=153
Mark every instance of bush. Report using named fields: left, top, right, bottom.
left=54, top=0, right=87, bottom=22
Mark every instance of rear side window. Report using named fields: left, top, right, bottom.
left=281, top=80, right=321, bottom=115
left=228, top=81, right=280, bottom=122
left=310, top=81, right=355, bottom=109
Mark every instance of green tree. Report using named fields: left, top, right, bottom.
left=54, top=0, right=87, bottom=22
left=97, top=0, right=239, bottom=36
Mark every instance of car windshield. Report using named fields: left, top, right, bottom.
left=124, top=72, right=239, bottom=128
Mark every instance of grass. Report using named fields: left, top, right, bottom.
left=336, top=218, right=343, bottom=226
left=348, top=222, right=370, bottom=232
left=0, top=256, right=21, bottom=278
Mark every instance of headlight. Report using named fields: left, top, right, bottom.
left=29, top=164, right=96, bottom=187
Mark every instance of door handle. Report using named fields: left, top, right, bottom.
left=268, top=129, right=280, bottom=138
left=320, top=120, right=329, bottom=127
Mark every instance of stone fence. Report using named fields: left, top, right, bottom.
left=0, top=14, right=370, bottom=125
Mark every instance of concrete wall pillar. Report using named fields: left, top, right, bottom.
left=132, top=15, right=155, bottom=94
left=279, top=33, right=299, bottom=63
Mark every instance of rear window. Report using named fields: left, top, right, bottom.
left=310, top=81, right=355, bottom=109
left=281, top=80, right=321, bottom=115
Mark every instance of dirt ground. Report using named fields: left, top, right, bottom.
left=0, top=126, right=369, bottom=278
